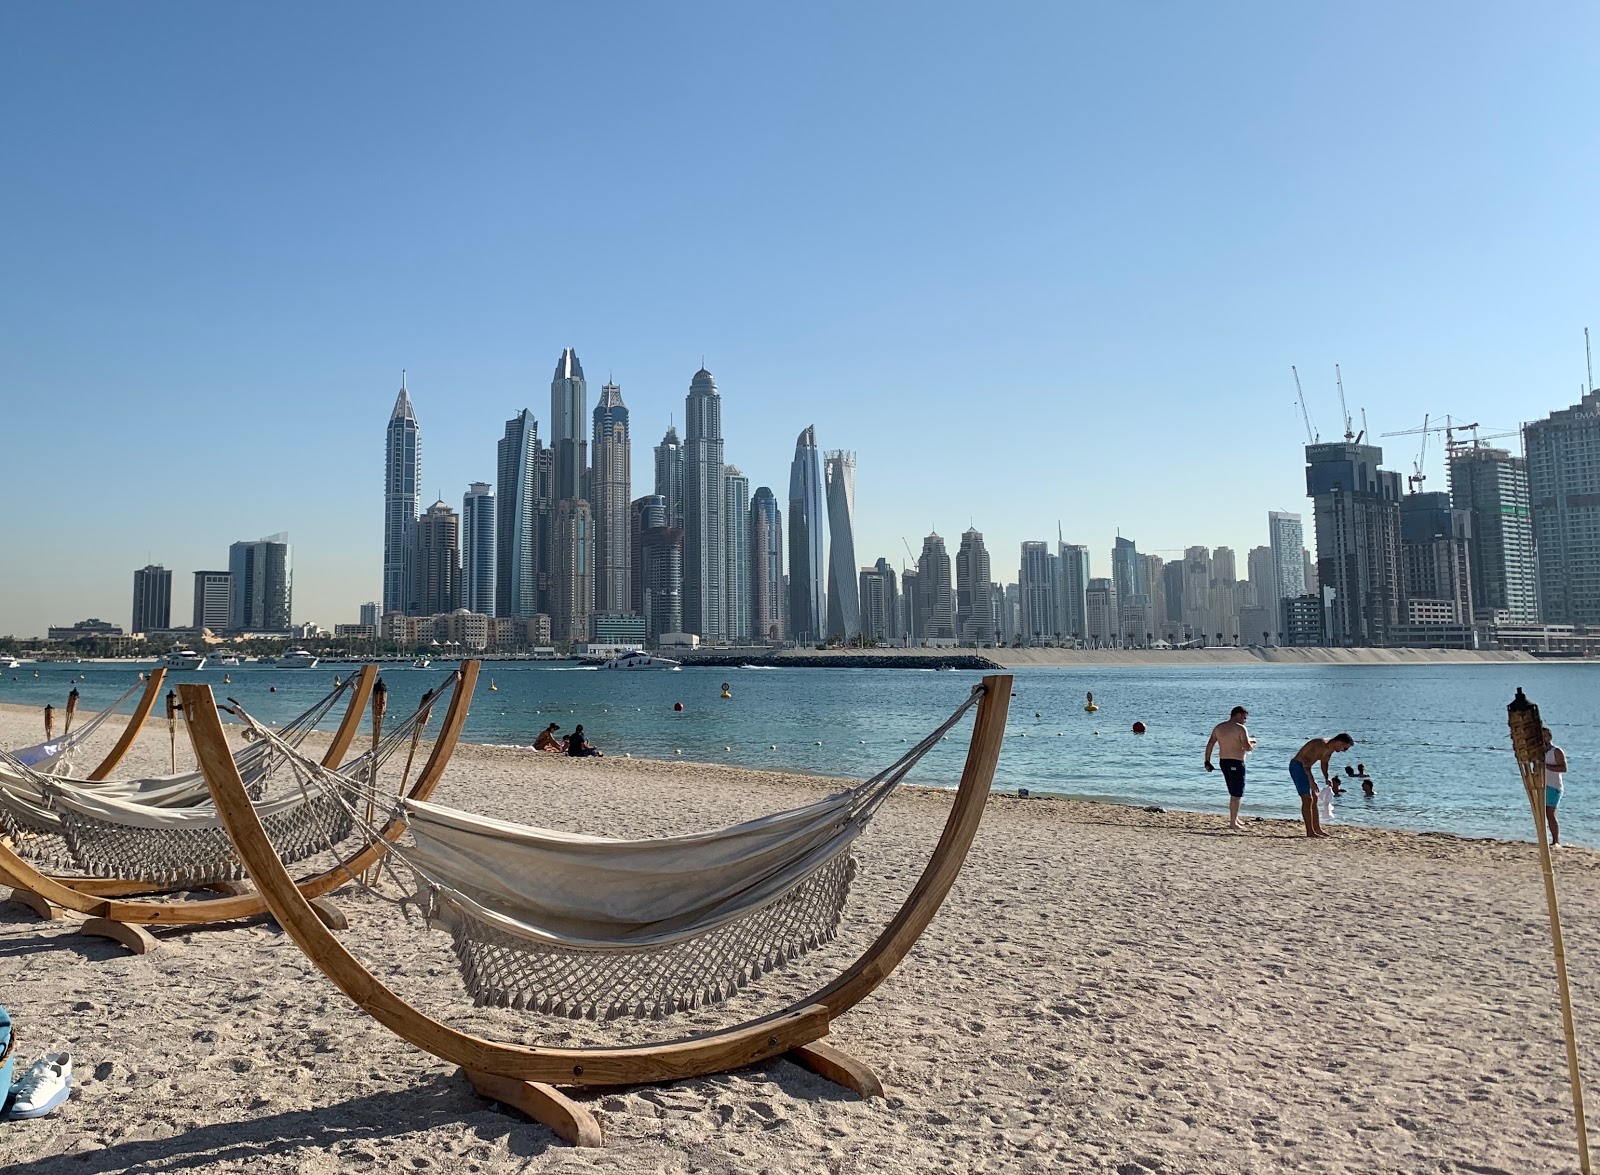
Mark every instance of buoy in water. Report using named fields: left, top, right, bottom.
left=223, top=674, right=231, bottom=684
left=720, top=682, right=732, bottom=698
left=769, top=745, right=777, bottom=750
left=270, top=686, right=278, bottom=693
left=1084, top=690, right=1099, bottom=713
left=673, top=702, right=684, bottom=712
left=489, top=679, right=498, bottom=691
left=1132, top=721, right=1147, bottom=734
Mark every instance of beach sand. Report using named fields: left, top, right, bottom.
left=1, top=702, right=1597, bottom=1173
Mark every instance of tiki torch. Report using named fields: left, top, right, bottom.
left=64, top=687, right=80, bottom=736
left=1508, top=687, right=1590, bottom=1174
left=165, top=689, right=178, bottom=773
left=365, top=678, right=388, bottom=885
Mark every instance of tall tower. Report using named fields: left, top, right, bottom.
left=551, top=499, right=594, bottom=644
left=750, top=486, right=784, bottom=642
left=1305, top=440, right=1404, bottom=646
left=462, top=483, right=496, bottom=615
left=550, top=348, right=588, bottom=502
left=1057, top=543, right=1090, bottom=642
left=495, top=410, right=540, bottom=618
left=414, top=500, right=463, bottom=616
left=229, top=534, right=292, bottom=632
left=635, top=493, right=684, bottom=641
left=1267, top=511, right=1306, bottom=609
left=384, top=372, right=420, bottom=616
left=1019, top=541, right=1055, bottom=644
left=954, top=529, right=993, bottom=644
left=131, top=565, right=172, bottom=633
left=654, top=426, right=684, bottom=531
left=1449, top=445, right=1537, bottom=624
left=591, top=381, right=632, bottom=615
left=724, top=466, right=751, bottom=642
left=682, top=367, right=725, bottom=639
left=787, top=426, right=825, bottom=644
left=824, top=451, right=860, bottom=642
left=916, top=532, right=955, bottom=641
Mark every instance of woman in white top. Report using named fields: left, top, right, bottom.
left=1543, top=727, right=1569, bottom=847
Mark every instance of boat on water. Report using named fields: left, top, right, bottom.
left=166, top=648, right=208, bottom=671
left=213, top=651, right=243, bottom=667
left=277, top=648, right=319, bottom=669
left=2, top=657, right=24, bottom=670
left=413, top=656, right=432, bottom=669
left=598, top=651, right=682, bottom=671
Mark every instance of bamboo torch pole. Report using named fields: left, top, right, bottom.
left=165, top=690, right=178, bottom=773
left=1508, top=687, right=1591, bottom=1174
left=364, top=679, right=387, bottom=886
left=64, top=687, right=79, bottom=736
left=43, top=704, right=54, bottom=741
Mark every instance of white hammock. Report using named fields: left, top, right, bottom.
left=237, top=686, right=984, bottom=1022
left=3, top=678, right=146, bottom=773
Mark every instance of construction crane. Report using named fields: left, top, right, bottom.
left=1291, top=366, right=1318, bottom=444
left=1334, top=364, right=1355, bottom=441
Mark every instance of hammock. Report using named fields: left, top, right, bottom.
left=4, top=678, right=147, bottom=773
left=234, top=685, right=983, bottom=1022
left=0, top=674, right=446, bottom=886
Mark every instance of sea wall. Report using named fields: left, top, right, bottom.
left=675, top=646, right=1540, bottom=670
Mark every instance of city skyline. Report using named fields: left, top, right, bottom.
left=7, top=6, right=1600, bottom=636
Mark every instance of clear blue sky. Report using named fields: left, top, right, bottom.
left=3, top=2, right=1596, bottom=637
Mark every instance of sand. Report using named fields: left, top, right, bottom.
left=1, top=702, right=1598, bottom=1174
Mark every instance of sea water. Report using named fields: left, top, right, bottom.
left=3, top=660, right=1593, bottom=845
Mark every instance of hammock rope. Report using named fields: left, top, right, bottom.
left=229, top=683, right=987, bottom=1022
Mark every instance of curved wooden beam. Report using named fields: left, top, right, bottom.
left=321, top=664, right=377, bottom=769
left=85, top=668, right=168, bottom=781
left=182, top=672, right=1010, bottom=1089
left=0, top=664, right=478, bottom=925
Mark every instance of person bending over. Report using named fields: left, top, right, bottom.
left=1289, top=734, right=1354, bottom=839
left=1204, top=705, right=1258, bottom=831
left=533, top=723, right=565, bottom=754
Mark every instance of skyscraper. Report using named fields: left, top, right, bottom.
left=630, top=495, right=663, bottom=615
left=787, top=426, right=825, bottom=644
left=495, top=410, right=540, bottom=619
left=750, top=487, right=785, bottom=642
left=916, top=533, right=956, bottom=641
left=1267, top=511, right=1307, bottom=626
left=723, top=466, right=751, bottom=642
left=551, top=499, right=594, bottom=644
left=823, top=451, right=860, bottom=642
left=1398, top=491, right=1473, bottom=627
left=131, top=565, right=171, bottom=633
left=591, top=381, right=632, bottom=616
left=637, top=494, right=684, bottom=642
left=384, top=373, right=420, bottom=616
left=1210, top=546, right=1239, bottom=643
left=1181, top=546, right=1212, bottom=641
left=1057, top=543, right=1090, bottom=643
left=229, top=533, right=292, bottom=632
left=550, top=348, right=588, bottom=502
left=1305, top=440, right=1403, bottom=646
left=413, top=500, right=462, bottom=616
left=1085, top=578, right=1117, bottom=646
left=1019, top=541, right=1056, bottom=644
left=461, top=483, right=496, bottom=616
left=859, top=558, right=899, bottom=644
left=654, top=425, right=684, bottom=531
left=192, top=571, right=232, bottom=632
left=1111, top=536, right=1149, bottom=645
left=1449, top=444, right=1537, bottom=624
left=954, top=528, right=994, bottom=644
left=682, top=367, right=726, bottom=640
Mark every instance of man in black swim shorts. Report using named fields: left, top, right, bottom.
left=1204, top=705, right=1257, bottom=831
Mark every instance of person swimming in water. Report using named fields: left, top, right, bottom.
left=1289, top=733, right=1355, bottom=839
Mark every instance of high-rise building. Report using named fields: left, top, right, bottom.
left=630, top=495, right=665, bottom=615
left=359, top=601, right=379, bottom=627
left=1449, top=445, right=1537, bottom=624
left=682, top=368, right=726, bottom=640
left=787, top=425, right=826, bottom=644
left=900, top=569, right=920, bottom=640
left=461, top=483, right=496, bottom=616
left=1141, top=554, right=1166, bottom=635
left=550, top=348, right=587, bottom=502
left=1528, top=389, right=1600, bottom=625
left=859, top=558, right=899, bottom=644
left=639, top=518, right=685, bottom=642
left=1398, top=491, right=1473, bottom=627
left=131, top=564, right=171, bottom=633
left=953, top=529, right=994, bottom=645
left=1111, top=537, right=1142, bottom=604
left=495, top=410, right=540, bottom=619
left=591, top=381, right=632, bottom=616
left=551, top=499, right=594, bottom=644
left=1057, top=543, right=1090, bottom=643
left=1181, top=546, right=1212, bottom=641
left=1111, top=537, right=1149, bottom=645
left=724, top=466, right=752, bottom=642
left=1161, top=559, right=1185, bottom=637
left=384, top=373, right=420, bottom=616
left=916, top=533, right=956, bottom=641
left=1085, top=578, right=1117, bottom=646
left=229, top=533, right=292, bottom=632
left=1267, top=512, right=1306, bottom=620
left=823, top=451, right=860, bottom=642
left=654, top=425, right=684, bottom=531
left=533, top=444, right=556, bottom=613
left=993, top=583, right=1015, bottom=645
left=1018, top=541, right=1056, bottom=644
left=750, top=487, right=784, bottom=642
left=1246, top=546, right=1276, bottom=641
left=1306, top=441, right=1404, bottom=646
left=193, top=572, right=232, bottom=632
left=414, top=500, right=462, bottom=616
left=1209, top=546, right=1239, bottom=644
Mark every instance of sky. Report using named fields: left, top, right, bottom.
left=2, top=2, right=1598, bottom=637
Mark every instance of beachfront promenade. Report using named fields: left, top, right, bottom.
left=0, top=705, right=1593, bottom=1173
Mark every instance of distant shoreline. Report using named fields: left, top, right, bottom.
left=676, top=646, right=1546, bottom=670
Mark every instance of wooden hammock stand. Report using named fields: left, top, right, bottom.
left=180, top=671, right=1012, bottom=1148
left=0, top=662, right=477, bottom=954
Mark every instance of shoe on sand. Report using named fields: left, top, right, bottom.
left=6, top=1052, right=71, bottom=1119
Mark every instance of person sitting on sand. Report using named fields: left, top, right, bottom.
left=566, top=724, right=603, bottom=758
left=1543, top=727, right=1568, bottom=847
left=1203, top=705, right=1257, bottom=831
left=1289, top=733, right=1354, bottom=839
left=533, top=723, right=565, bottom=754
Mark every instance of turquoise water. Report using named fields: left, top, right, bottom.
left=3, top=660, right=1593, bottom=845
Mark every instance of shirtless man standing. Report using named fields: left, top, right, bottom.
left=1290, top=733, right=1354, bottom=839
left=1204, top=706, right=1257, bottom=831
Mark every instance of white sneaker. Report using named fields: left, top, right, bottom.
left=6, top=1052, right=71, bottom=1119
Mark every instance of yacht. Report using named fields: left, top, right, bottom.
left=2, top=656, right=24, bottom=670
left=412, top=656, right=432, bottom=670
left=598, top=650, right=681, bottom=671
left=213, top=651, right=243, bottom=667
left=276, top=648, right=319, bottom=669
left=165, top=648, right=208, bottom=671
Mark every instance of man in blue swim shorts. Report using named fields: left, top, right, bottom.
left=1290, top=733, right=1354, bottom=839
